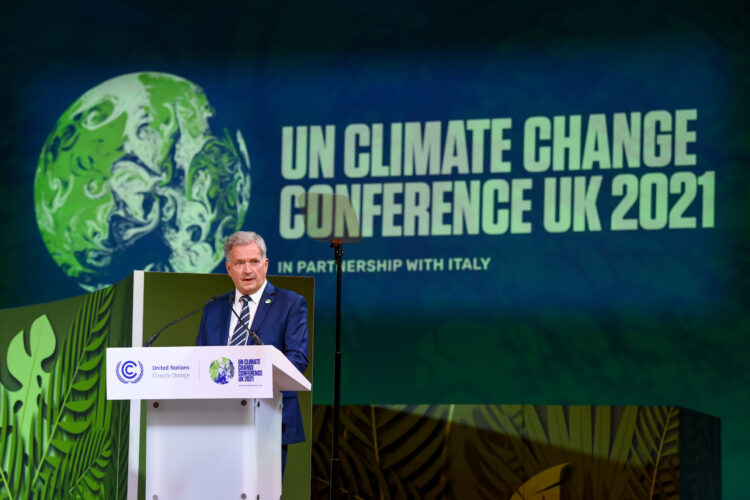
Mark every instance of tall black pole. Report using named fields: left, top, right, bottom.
left=329, top=238, right=343, bottom=499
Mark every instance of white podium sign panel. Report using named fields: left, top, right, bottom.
left=106, top=345, right=310, bottom=400
left=106, top=345, right=310, bottom=500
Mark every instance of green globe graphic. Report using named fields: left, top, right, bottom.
left=209, top=357, right=235, bottom=385
left=34, top=72, right=251, bottom=291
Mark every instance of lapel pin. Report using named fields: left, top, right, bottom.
left=265, top=299, right=272, bottom=304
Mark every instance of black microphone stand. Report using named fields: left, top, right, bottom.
left=329, top=238, right=343, bottom=500
left=143, top=298, right=214, bottom=347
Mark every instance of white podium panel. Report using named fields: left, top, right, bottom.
left=105, top=345, right=308, bottom=500
left=145, top=394, right=282, bottom=500
left=106, top=345, right=310, bottom=400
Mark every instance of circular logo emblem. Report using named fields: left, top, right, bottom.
left=115, top=360, right=144, bottom=384
left=209, top=357, right=235, bottom=385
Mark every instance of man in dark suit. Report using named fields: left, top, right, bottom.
left=196, top=231, right=310, bottom=472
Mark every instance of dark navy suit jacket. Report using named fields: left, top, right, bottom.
left=195, top=281, right=310, bottom=444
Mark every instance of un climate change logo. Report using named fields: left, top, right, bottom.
left=209, top=357, right=235, bottom=385
left=116, top=360, right=144, bottom=384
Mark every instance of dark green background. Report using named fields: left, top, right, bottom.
left=1, top=1, right=748, bottom=497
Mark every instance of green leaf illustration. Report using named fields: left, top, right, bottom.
left=311, top=404, right=691, bottom=499
left=628, top=405, right=681, bottom=500
left=0, top=385, right=25, bottom=500
left=450, top=404, right=647, bottom=499
left=56, top=429, right=112, bottom=499
left=6, top=316, right=56, bottom=446
left=510, top=462, right=568, bottom=500
left=103, top=400, right=130, bottom=499
left=456, top=405, right=526, bottom=499
left=30, top=287, right=114, bottom=495
left=1, top=283, right=131, bottom=499
left=312, top=404, right=450, bottom=498
left=57, top=420, right=91, bottom=435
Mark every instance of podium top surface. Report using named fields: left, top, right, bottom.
left=106, top=345, right=311, bottom=400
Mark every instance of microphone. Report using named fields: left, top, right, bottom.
left=227, top=296, right=264, bottom=345
left=143, top=295, right=222, bottom=347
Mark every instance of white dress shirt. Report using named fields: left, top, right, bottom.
left=227, top=280, right=267, bottom=346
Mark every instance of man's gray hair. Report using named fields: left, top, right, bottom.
left=224, top=231, right=267, bottom=261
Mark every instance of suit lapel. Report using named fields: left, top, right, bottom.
left=251, top=281, right=276, bottom=334
left=220, top=292, right=233, bottom=345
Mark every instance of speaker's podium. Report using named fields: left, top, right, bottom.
left=106, top=345, right=311, bottom=500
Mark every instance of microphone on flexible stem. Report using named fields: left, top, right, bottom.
left=143, top=295, right=223, bottom=347
left=228, top=296, right=264, bottom=345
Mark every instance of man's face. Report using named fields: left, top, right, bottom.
left=226, top=242, right=268, bottom=295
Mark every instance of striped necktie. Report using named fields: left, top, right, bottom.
left=230, top=295, right=252, bottom=346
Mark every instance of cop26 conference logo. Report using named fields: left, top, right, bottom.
left=34, top=72, right=251, bottom=292
left=209, top=357, right=235, bottom=385
left=115, top=360, right=144, bottom=384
